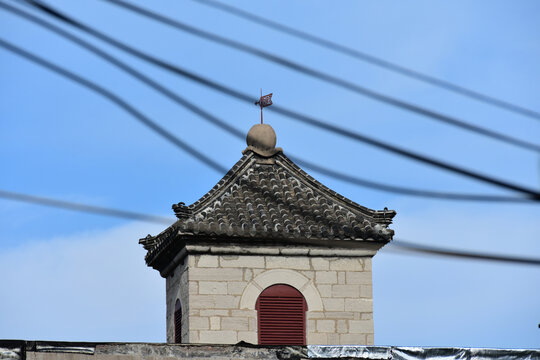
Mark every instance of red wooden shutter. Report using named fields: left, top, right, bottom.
left=256, top=284, right=307, bottom=345
left=174, top=299, right=182, bottom=343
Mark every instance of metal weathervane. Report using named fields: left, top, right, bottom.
left=254, top=90, right=273, bottom=124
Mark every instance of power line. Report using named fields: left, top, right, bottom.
left=0, top=1, right=244, bottom=142
left=0, top=38, right=228, bottom=174
left=2, top=188, right=539, bottom=267
left=389, top=240, right=540, bottom=267
left=193, top=0, right=540, bottom=123
left=98, top=0, right=540, bottom=154
left=12, top=1, right=540, bottom=199
left=288, top=156, right=535, bottom=203
left=0, top=189, right=173, bottom=224
left=1, top=2, right=532, bottom=204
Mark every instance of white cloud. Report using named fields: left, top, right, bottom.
left=1, top=208, right=538, bottom=348
left=0, top=222, right=165, bottom=342
left=374, top=207, right=540, bottom=348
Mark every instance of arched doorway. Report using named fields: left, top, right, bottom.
left=255, top=284, right=307, bottom=345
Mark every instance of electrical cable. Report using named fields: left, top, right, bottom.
left=0, top=189, right=173, bottom=224
left=10, top=1, right=540, bottom=199
left=388, top=240, right=540, bottom=266
left=1, top=1, right=533, bottom=203
left=0, top=38, right=228, bottom=174
left=0, top=1, right=244, bottom=143
left=98, top=0, right=540, bottom=154
left=193, top=0, right=540, bottom=123
left=287, top=156, right=535, bottom=203
left=1, top=188, right=539, bottom=266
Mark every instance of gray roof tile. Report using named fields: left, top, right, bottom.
left=141, top=150, right=396, bottom=264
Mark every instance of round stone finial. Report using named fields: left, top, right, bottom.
left=245, top=124, right=280, bottom=157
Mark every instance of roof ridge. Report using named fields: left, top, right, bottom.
left=187, top=151, right=256, bottom=210
left=276, top=153, right=395, bottom=221
left=174, top=150, right=395, bottom=223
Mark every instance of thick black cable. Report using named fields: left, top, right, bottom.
left=12, top=0, right=540, bottom=200
left=1, top=1, right=532, bottom=204
left=193, top=0, right=540, bottom=123
left=0, top=1, right=244, bottom=142
left=97, top=0, right=540, bottom=154
left=13, top=0, right=540, bottom=200
left=287, top=156, right=534, bottom=203
left=0, top=38, right=228, bottom=174
left=0, top=189, right=173, bottom=224
left=270, top=105, right=540, bottom=199
left=389, top=240, right=540, bottom=266
left=2, top=188, right=539, bottom=266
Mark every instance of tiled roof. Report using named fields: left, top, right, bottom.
left=141, top=149, right=396, bottom=263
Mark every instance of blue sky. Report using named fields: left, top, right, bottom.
left=1, top=0, right=539, bottom=348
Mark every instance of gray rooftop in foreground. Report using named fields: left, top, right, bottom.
left=1, top=340, right=539, bottom=360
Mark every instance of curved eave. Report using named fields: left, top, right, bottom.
left=145, top=230, right=393, bottom=275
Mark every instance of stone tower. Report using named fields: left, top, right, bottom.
left=139, top=124, right=395, bottom=345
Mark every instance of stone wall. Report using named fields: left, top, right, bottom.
left=166, top=260, right=189, bottom=343
left=168, top=253, right=374, bottom=345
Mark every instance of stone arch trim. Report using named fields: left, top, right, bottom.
left=240, top=269, right=323, bottom=311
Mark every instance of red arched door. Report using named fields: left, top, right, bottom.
left=256, top=284, right=307, bottom=345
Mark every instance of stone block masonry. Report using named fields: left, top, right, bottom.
left=166, top=260, right=189, bottom=343
left=167, top=253, right=374, bottom=345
